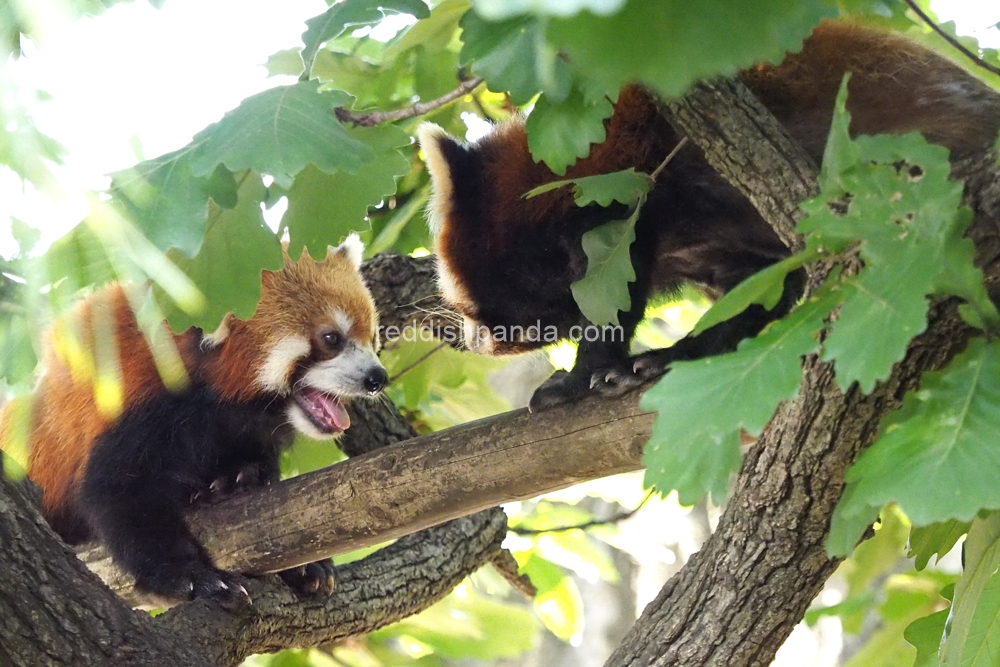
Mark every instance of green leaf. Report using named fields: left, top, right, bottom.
left=459, top=11, right=571, bottom=105
left=570, top=199, right=640, bottom=327
left=802, top=130, right=995, bottom=393
left=386, top=0, right=469, bottom=58
left=844, top=505, right=911, bottom=597
left=281, top=124, right=410, bottom=260
left=300, top=0, right=430, bottom=73
left=471, top=0, right=626, bottom=20
left=373, top=583, right=537, bottom=660
left=518, top=553, right=583, bottom=642
left=546, top=0, right=836, bottom=98
left=909, top=520, right=971, bottom=571
left=833, top=338, right=1000, bottom=530
left=157, top=173, right=284, bottom=333
left=690, top=249, right=817, bottom=336
left=189, top=82, right=372, bottom=189
left=641, top=281, right=840, bottom=505
left=827, top=501, right=881, bottom=559
left=525, top=87, right=613, bottom=175
left=10, top=219, right=40, bottom=256
left=0, top=302, right=37, bottom=385
left=109, top=148, right=237, bottom=257
left=524, top=167, right=650, bottom=207
left=904, top=609, right=948, bottom=667
left=942, top=512, right=1000, bottom=667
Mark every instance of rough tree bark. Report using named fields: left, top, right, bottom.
left=604, top=79, right=1000, bottom=667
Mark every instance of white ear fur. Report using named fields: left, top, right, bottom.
left=335, top=233, right=364, bottom=268
left=417, top=122, right=457, bottom=237
left=200, top=314, right=232, bottom=349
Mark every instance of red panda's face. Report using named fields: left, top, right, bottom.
left=238, top=236, right=386, bottom=440
left=419, top=123, right=586, bottom=356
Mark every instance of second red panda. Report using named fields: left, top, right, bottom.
left=1, top=236, right=387, bottom=603
left=418, top=21, right=1000, bottom=410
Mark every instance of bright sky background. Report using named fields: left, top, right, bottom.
left=0, top=0, right=997, bottom=257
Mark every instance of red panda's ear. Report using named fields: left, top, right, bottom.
left=418, top=122, right=476, bottom=236
left=333, top=233, right=364, bottom=269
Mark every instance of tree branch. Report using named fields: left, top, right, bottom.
left=79, top=388, right=649, bottom=605
left=335, top=77, right=484, bottom=127
left=657, top=78, right=819, bottom=253
left=604, top=78, right=1000, bottom=667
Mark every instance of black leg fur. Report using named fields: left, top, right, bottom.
left=78, top=387, right=290, bottom=604
left=529, top=268, right=805, bottom=411
left=529, top=214, right=661, bottom=412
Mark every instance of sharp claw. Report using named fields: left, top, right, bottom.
left=210, top=478, right=225, bottom=494
left=236, top=584, right=249, bottom=599
left=236, top=471, right=245, bottom=485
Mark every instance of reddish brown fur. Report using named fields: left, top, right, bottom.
left=2, top=247, right=377, bottom=528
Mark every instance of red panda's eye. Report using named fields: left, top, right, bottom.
left=321, top=331, right=342, bottom=349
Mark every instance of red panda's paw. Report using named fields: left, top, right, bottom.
left=528, top=370, right=594, bottom=413
left=204, top=463, right=276, bottom=503
left=279, top=558, right=336, bottom=596
left=529, top=352, right=673, bottom=412
left=137, top=562, right=251, bottom=607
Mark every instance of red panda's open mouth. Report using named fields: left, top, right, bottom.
left=292, top=387, right=351, bottom=434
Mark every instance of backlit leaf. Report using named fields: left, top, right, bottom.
left=300, top=0, right=430, bottom=72
left=641, top=282, right=840, bottom=505
left=942, top=512, right=1000, bottom=667
left=909, top=520, right=971, bottom=571
left=157, top=173, right=283, bottom=333
left=281, top=124, right=411, bottom=260
left=189, top=82, right=371, bottom=188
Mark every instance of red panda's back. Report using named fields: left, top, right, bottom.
left=744, top=21, right=1000, bottom=163
left=19, top=284, right=199, bottom=539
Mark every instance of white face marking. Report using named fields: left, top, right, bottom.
left=287, top=403, right=338, bottom=441
left=256, top=335, right=310, bottom=393
left=335, top=233, right=364, bottom=269
left=463, top=317, right=494, bottom=355
left=299, top=346, right=383, bottom=397
left=417, top=122, right=455, bottom=237
left=332, top=309, right=353, bottom=335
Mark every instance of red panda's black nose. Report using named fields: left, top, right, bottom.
left=363, top=367, right=388, bottom=394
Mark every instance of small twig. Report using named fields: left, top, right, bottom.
left=388, top=340, right=448, bottom=384
left=510, top=492, right=654, bottom=536
left=335, top=77, right=485, bottom=127
left=650, top=137, right=690, bottom=182
left=490, top=549, right=538, bottom=599
left=901, top=0, right=1000, bottom=77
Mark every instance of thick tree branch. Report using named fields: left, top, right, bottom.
left=657, top=78, right=819, bottom=252
left=0, top=468, right=212, bottom=667
left=604, top=79, right=1000, bottom=667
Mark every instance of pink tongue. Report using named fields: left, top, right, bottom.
left=301, top=388, right=350, bottom=431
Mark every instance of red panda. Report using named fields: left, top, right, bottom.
left=0, top=236, right=387, bottom=603
left=417, top=21, right=1000, bottom=411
